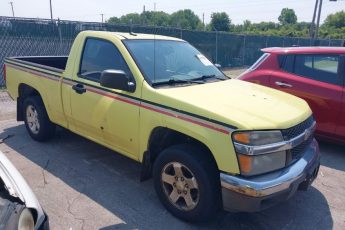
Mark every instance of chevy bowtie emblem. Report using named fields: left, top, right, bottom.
left=304, top=128, right=312, bottom=140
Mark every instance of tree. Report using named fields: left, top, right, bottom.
left=170, top=9, right=202, bottom=30
left=320, top=11, right=345, bottom=39
left=278, top=8, right=297, bottom=25
left=243, top=20, right=252, bottom=31
left=323, top=11, right=345, bottom=29
left=107, top=13, right=141, bottom=25
left=209, top=12, right=231, bottom=31
left=141, top=11, right=170, bottom=26
left=107, top=16, right=120, bottom=24
left=106, top=9, right=344, bottom=39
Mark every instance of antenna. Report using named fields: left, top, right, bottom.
left=129, top=19, right=137, bottom=36
left=153, top=2, right=157, bottom=83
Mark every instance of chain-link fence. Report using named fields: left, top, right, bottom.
left=1, top=16, right=343, bottom=87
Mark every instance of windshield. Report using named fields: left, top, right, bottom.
left=124, top=40, right=228, bottom=86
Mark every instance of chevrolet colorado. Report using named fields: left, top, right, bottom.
left=4, top=31, right=320, bottom=221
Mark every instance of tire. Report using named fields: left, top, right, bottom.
left=23, top=96, right=56, bottom=142
left=153, top=144, right=221, bottom=222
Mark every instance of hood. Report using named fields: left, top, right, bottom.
left=156, top=79, right=312, bottom=130
left=0, top=150, right=45, bottom=228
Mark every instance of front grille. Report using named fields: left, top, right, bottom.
left=289, top=135, right=313, bottom=162
left=281, top=116, right=315, bottom=164
left=281, top=116, right=314, bottom=140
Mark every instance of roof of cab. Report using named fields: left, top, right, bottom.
left=80, top=30, right=184, bottom=41
left=262, top=46, right=345, bottom=55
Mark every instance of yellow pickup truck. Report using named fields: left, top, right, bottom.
left=4, top=31, right=320, bottom=221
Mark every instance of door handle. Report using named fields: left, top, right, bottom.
left=275, top=81, right=293, bottom=88
left=72, top=84, right=86, bottom=94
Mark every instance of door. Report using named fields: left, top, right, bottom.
left=69, top=37, right=140, bottom=158
left=270, top=54, right=343, bottom=136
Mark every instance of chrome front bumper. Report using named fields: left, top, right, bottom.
left=220, top=139, right=320, bottom=212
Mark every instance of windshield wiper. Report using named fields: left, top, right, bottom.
left=152, top=77, right=204, bottom=87
left=191, top=74, right=229, bottom=82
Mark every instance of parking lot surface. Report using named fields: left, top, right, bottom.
left=0, top=91, right=344, bottom=230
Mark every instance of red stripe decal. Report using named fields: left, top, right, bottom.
left=8, top=63, right=230, bottom=135
left=7, top=63, right=60, bottom=82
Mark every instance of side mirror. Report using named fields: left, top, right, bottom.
left=214, top=63, right=222, bottom=69
left=100, top=70, right=135, bottom=92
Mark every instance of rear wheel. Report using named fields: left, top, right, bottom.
left=153, top=144, right=221, bottom=222
left=23, top=96, right=56, bottom=142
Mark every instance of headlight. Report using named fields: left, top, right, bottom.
left=237, top=151, right=286, bottom=176
left=232, top=131, right=286, bottom=176
left=233, top=130, right=283, bottom=147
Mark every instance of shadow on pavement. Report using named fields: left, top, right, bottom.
left=1, top=124, right=333, bottom=230
left=318, top=140, right=345, bottom=172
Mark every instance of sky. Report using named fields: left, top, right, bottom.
left=0, top=0, right=344, bottom=24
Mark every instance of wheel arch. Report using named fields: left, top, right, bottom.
left=17, top=84, right=44, bottom=121
left=140, top=126, right=219, bottom=181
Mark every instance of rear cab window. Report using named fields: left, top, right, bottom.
left=79, top=38, right=131, bottom=83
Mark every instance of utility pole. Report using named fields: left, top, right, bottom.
left=315, top=0, right=323, bottom=39
left=310, top=0, right=338, bottom=39
left=142, top=5, right=146, bottom=25
left=100, top=13, right=104, bottom=23
left=49, top=0, right=53, bottom=21
left=9, top=2, right=14, bottom=17
left=154, top=2, right=156, bottom=11
left=203, top=13, right=205, bottom=31
left=309, top=0, right=319, bottom=38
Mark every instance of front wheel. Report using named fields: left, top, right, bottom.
left=153, top=144, right=221, bottom=222
left=23, top=96, right=56, bottom=142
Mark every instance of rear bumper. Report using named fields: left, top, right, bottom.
left=220, top=139, right=320, bottom=212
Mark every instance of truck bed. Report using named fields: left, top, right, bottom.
left=9, top=56, right=68, bottom=72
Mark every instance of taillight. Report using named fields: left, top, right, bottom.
left=2, top=64, right=6, bottom=83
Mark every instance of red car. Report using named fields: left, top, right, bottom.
left=239, top=47, right=345, bottom=144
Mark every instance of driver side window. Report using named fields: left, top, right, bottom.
left=79, top=38, right=130, bottom=82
